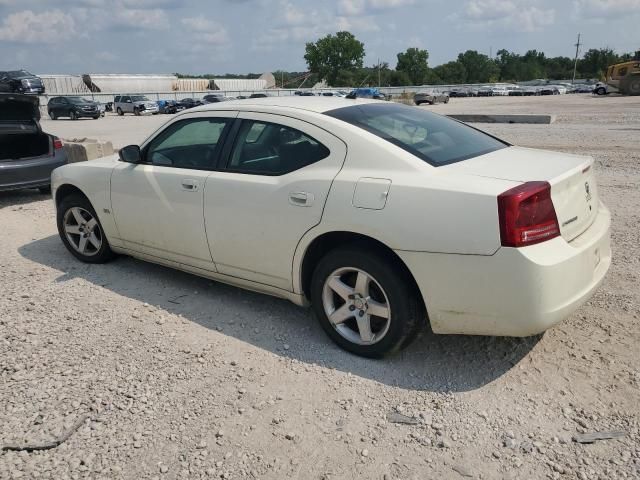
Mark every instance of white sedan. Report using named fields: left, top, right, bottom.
left=51, top=97, right=611, bottom=357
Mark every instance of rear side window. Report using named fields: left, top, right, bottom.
left=325, top=103, right=508, bottom=166
left=228, top=120, right=330, bottom=175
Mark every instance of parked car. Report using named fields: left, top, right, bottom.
left=508, top=87, right=525, bottom=96
left=348, top=88, right=386, bottom=100
left=414, top=88, right=450, bottom=105
left=294, top=90, right=316, bottom=96
left=249, top=93, right=269, bottom=98
left=114, top=95, right=159, bottom=116
left=176, top=98, right=203, bottom=109
left=0, top=94, right=66, bottom=193
left=522, top=87, right=540, bottom=96
left=51, top=97, right=611, bottom=358
left=449, top=88, right=468, bottom=98
left=202, top=94, right=227, bottom=104
left=0, top=70, right=45, bottom=94
left=477, top=87, right=493, bottom=97
left=490, top=86, right=510, bottom=96
left=47, top=96, right=101, bottom=120
left=538, top=86, right=559, bottom=96
left=157, top=100, right=179, bottom=114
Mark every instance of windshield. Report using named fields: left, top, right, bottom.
left=325, top=103, right=508, bottom=166
left=68, top=97, right=93, bottom=104
left=7, top=70, right=33, bottom=77
left=131, top=96, right=149, bottom=102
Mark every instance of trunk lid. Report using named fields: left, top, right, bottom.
left=444, top=146, right=599, bottom=242
left=0, top=93, right=41, bottom=134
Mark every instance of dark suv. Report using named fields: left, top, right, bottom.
left=0, top=70, right=45, bottom=94
left=47, top=97, right=101, bottom=120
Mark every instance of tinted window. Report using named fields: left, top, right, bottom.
left=146, top=118, right=230, bottom=170
left=325, top=103, right=507, bottom=166
left=228, top=120, right=330, bottom=175
left=131, top=96, right=149, bottom=102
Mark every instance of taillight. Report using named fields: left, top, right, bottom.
left=53, top=138, right=63, bottom=150
left=498, top=181, right=560, bottom=247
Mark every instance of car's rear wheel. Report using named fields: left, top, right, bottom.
left=69, top=110, right=77, bottom=120
left=595, top=87, right=606, bottom=96
left=310, top=247, right=423, bottom=358
left=57, top=194, right=115, bottom=264
left=49, top=111, right=57, bottom=120
left=116, top=107, right=124, bottom=116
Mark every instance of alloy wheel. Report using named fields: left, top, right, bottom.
left=322, top=267, right=391, bottom=345
left=63, top=207, right=102, bottom=256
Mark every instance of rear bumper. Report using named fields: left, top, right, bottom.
left=397, top=203, right=611, bottom=336
left=0, top=152, right=68, bottom=191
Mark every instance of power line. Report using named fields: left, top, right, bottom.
left=572, top=33, right=582, bottom=84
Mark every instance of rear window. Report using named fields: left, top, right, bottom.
left=325, top=103, right=508, bottom=166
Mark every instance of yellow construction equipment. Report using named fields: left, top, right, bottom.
left=594, top=51, right=640, bottom=96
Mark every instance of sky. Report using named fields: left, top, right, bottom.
left=0, top=0, right=638, bottom=75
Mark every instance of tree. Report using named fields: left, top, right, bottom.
left=396, top=47, right=430, bottom=85
left=304, top=31, right=365, bottom=86
left=432, top=61, right=467, bottom=84
left=457, top=50, right=499, bottom=83
left=579, top=48, right=620, bottom=79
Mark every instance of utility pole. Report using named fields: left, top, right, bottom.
left=572, top=33, right=582, bottom=84
left=378, top=58, right=381, bottom=87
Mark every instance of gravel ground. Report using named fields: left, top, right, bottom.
left=1, top=95, right=639, bottom=480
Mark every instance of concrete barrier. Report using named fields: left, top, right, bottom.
left=446, top=114, right=556, bottom=124
left=62, top=138, right=114, bottom=163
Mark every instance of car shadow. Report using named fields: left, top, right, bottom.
left=19, top=235, right=542, bottom=393
left=0, top=189, right=51, bottom=208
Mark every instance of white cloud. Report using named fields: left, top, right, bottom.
left=338, top=0, right=413, bottom=15
left=458, top=0, right=555, bottom=32
left=573, top=0, right=640, bottom=18
left=338, top=0, right=366, bottom=15
left=113, top=7, right=168, bottom=29
left=336, top=15, right=380, bottom=32
left=369, top=0, right=415, bottom=8
left=0, top=9, right=75, bottom=43
left=181, top=17, right=230, bottom=45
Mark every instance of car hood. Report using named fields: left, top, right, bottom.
left=0, top=93, right=41, bottom=122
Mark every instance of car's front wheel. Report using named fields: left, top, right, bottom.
left=311, top=246, right=423, bottom=358
left=69, top=110, right=78, bottom=120
left=49, top=111, right=57, bottom=120
left=116, top=107, right=124, bottom=116
left=57, top=194, right=115, bottom=264
left=595, top=87, right=606, bottom=96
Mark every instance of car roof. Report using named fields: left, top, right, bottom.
left=189, top=96, right=384, bottom=114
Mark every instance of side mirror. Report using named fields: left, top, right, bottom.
left=118, top=145, right=142, bottom=164
left=126, top=99, right=132, bottom=103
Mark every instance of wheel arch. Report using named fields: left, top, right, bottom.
left=55, top=183, right=91, bottom=207
left=296, top=230, right=426, bottom=314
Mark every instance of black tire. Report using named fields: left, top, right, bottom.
left=38, top=185, right=51, bottom=194
left=57, top=193, right=116, bottom=264
left=310, top=246, right=424, bottom=358
left=620, top=75, right=640, bottom=96
left=444, top=97, right=450, bottom=104
left=49, top=111, right=57, bottom=120
left=69, top=110, right=77, bottom=120
left=117, top=107, right=124, bottom=116
left=595, top=87, right=606, bottom=96
left=133, top=107, right=140, bottom=116
left=93, top=115, right=100, bottom=119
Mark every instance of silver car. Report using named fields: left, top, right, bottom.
left=114, top=95, right=159, bottom=116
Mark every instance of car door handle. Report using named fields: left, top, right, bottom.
left=289, top=191, right=314, bottom=207
left=181, top=179, right=199, bottom=192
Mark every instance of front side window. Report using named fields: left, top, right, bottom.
left=131, top=95, right=149, bottom=102
left=228, top=120, right=330, bottom=175
left=146, top=118, right=230, bottom=170
left=325, top=103, right=508, bottom=166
